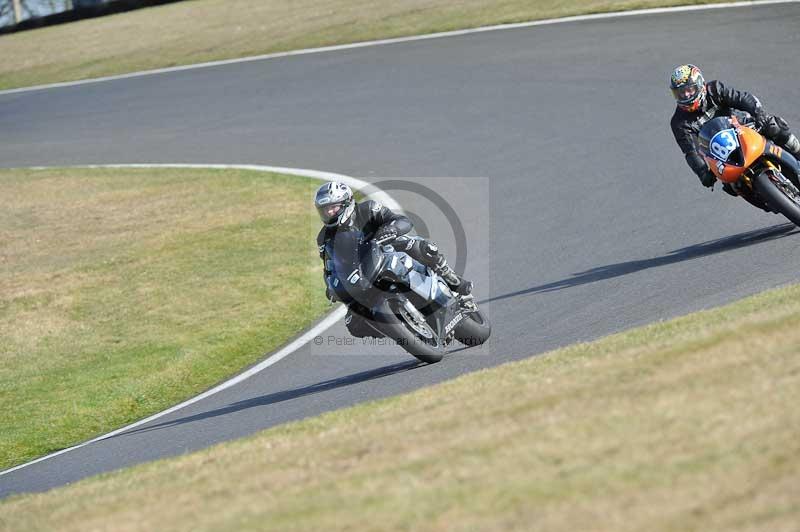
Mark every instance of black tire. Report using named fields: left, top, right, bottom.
left=754, top=171, right=800, bottom=227
left=453, top=309, right=492, bottom=347
left=379, top=300, right=445, bottom=364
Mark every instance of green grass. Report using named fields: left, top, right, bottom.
left=2, top=280, right=800, bottom=531
left=0, top=0, right=736, bottom=90
left=0, top=167, right=329, bottom=471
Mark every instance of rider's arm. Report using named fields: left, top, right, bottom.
left=685, top=151, right=710, bottom=180
left=365, top=200, right=413, bottom=236
left=316, top=229, right=328, bottom=263
left=316, top=229, right=337, bottom=302
left=707, top=80, right=766, bottom=122
left=670, top=112, right=710, bottom=180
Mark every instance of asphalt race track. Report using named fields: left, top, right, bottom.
left=2, top=2, right=800, bottom=497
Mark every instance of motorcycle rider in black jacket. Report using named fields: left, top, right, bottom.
left=669, top=64, right=800, bottom=198
left=315, top=181, right=471, bottom=338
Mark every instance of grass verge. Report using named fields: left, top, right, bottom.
left=1, top=0, right=738, bottom=90
left=2, top=281, right=799, bottom=530
left=0, top=167, right=328, bottom=471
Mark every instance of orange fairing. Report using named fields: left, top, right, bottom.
left=739, top=126, right=767, bottom=167
left=706, top=124, right=767, bottom=183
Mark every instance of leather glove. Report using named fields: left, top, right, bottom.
left=756, top=113, right=781, bottom=138
left=754, top=107, right=768, bottom=128
left=374, top=224, right=398, bottom=243
left=699, top=169, right=716, bottom=188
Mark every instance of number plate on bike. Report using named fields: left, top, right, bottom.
left=708, top=128, right=739, bottom=163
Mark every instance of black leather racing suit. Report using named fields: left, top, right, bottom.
left=670, top=80, right=797, bottom=189
left=316, top=200, right=453, bottom=338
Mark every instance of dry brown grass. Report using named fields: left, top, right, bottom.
left=0, top=0, right=730, bottom=89
left=2, top=281, right=799, bottom=531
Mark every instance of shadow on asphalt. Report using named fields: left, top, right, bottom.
left=115, top=360, right=424, bottom=437
left=109, top=224, right=797, bottom=438
left=482, top=223, right=799, bottom=304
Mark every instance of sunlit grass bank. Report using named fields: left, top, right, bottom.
left=2, top=282, right=799, bottom=530
left=0, top=167, right=328, bottom=470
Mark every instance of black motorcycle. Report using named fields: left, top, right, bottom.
left=325, top=231, right=491, bottom=364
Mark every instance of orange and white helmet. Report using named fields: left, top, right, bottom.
left=670, top=64, right=706, bottom=112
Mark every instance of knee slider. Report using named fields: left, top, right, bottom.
left=421, top=241, right=439, bottom=260
left=785, top=134, right=800, bottom=154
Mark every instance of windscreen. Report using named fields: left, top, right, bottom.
left=326, top=231, right=385, bottom=301
left=698, top=117, right=745, bottom=167
left=327, top=230, right=363, bottom=283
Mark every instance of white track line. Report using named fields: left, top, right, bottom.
left=0, top=163, right=398, bottom=477
left=0, top=0, right=796, bottom=97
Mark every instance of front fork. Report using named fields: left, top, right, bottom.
left=738, top=158, right=800, bottom=211
left=736, top=159, right=783, bottom=193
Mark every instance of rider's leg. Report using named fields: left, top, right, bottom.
left=768, top=116, right=800, bottom=159
left=395, top=236, right=471, bottom=295
left=782, top=134, right=800, bottom=159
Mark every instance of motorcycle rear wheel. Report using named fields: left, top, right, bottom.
left=754, top=171, right=800, bottom=227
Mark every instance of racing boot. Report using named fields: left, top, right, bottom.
left=784, top=134, right=800, bottom=160
left=434, top=257, right=472, bottom=296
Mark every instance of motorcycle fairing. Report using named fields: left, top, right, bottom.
left=738, top=126, right=767, bottom=170
left=326, top=231, right=462, bottom=342
left=707, top=128, right=743, bottom=166
left=359, top=242, right=386, bottom=286
left=376, top=253, right=462, bottom=342
left=762, top=141, right=800, bottom=185
left=700, top=116, right=766, bottom=183
left=326, top=230, right=373, bottom=303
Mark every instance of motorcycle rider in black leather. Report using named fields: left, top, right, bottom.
left=669, top=64, right=800, bottom=204
left=314, top=181, right=471, bottom=338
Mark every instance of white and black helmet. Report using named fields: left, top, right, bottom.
left=314, top=181, right=355, bottom=227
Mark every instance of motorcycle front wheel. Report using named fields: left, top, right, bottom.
left=754, top=171, right=800, bottom=227
left=380, top=299, right=445, bottom=364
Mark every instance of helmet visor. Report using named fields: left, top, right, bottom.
left=317, top=201, right=345, bottom=224
left=672, top=81, right=701, bottom=104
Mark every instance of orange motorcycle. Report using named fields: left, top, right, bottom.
left=699, top=115, right=800, bottom=225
